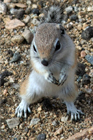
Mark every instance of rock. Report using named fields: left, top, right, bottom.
left=73, top=6, right=78, bottom=12
left=14, top=3, right=27, bottom=8
left=77, top=76, right=82, bottom=82
left=10, top=52, right=21, bottom=63
left=80, top=50, right=86, bottom=58
left=87, top=6, right=93, bottom=12
left=52, top=120, right=58, bottom=126
left=22, top=29, right=33, bottom=44
left=85, top=55, right=93, bottom=65
left=85, top=88, right=92, bottom=94
left=67, top=126, right=93, bottom=140
left=61, top=116, right=68, bottom=123
left=0, top=71, right=12, bottom=86
left=37, top=1, right=44, bottom=9
left=31, top=18, right=40, bottom=26
left=25, top=7, right=31, bottom=14
left=10, top=8, right=25, bottom=19
left=11, top=35, right=24, bottom=44
left=83, top=23, right=88, bottom=30
left=3, top=89, right=8, bottom=95
left=6, top=118, right=20, bottom=129
left=1, top=124, right=5, bottom=129
left=66, top=22, right=73, bottom=29
left=84, top=138, right=89, bottom=140
left=89, top=69, right=93, bottom=77
left=32, top=8, right=40, bottom=15
left=32, top=4, right=37, bottom=9
left=26, top=0, right=31, bottom=6
left=4, top=0, right=12, bottom=3
left=0, top=2, right=7, bottom=14
left=54, top=127, right=63, bottom=136
left=81, top=26, right=93, bottom=40
left=65, top=6, right=73, bottom=14
left=37, top=133, right=46, bottom=140
left=69, top=15, right=78, bottom=21
left=37, top=106, right=42, bottom=112
left=23, top=15, right=31, bottom=23
left=30, top=118, right=40, bottom=126
left=82, top=74, right=91, bottom=85
left=5, top=19, right=25, bottom=29
left=76, top=63, right=86, bottom=76
left=77, top=24, right=82, bottom=30
left=9, top=77, right=14, bottom=83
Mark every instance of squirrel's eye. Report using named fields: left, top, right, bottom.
left=55, top=40, right=61, bottom=51
left=33, top=45, right=37, bottom=52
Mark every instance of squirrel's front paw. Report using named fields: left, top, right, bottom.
left=58, top=72, right=67, bottom=85
left=45, top=72, right=59, bottom=85
left=15, top=100, right=31, bottom=118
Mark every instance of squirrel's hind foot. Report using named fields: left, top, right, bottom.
left=15, top=100, right=31, bottom=118
left=65, top=102, right=84, bottom=121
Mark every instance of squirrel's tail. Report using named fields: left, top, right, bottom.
left=41, top=6, right=63, bottom=24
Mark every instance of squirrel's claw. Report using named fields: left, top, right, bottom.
left=45, top=72, right=59, bottom=85
left=15, top=100, right=31, bottom=118
left=58, top=72, right=67, bottom=86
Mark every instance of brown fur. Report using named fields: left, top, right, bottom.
left=20, top=75, right=29, bottom=95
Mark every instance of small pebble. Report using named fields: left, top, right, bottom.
left=10, top=8, right=25, bottom=19
left=0, top=2, right=7, bottom=14
left=85, top=55, right=93, bottom=65
left=69, top=15, right=78, bottom=21
left=3, top=89, right=8, bottom=95
left=32, top=8, right=40, bottom=15
left=82, top=74, right=90, bottom=85
left=25, top=7, right=31, bottom=14
left=83, top=23, right=88, bottom=30
left=1, top=125, right=5, bottom=129
left=65, top=6, right=73, bottom=14
left=22, top=29, right=33, bottom=44
left=6, top=118, right=20, bottom=129
left=11, top=35, right=24, bottom=44
left=23, top=15, right=31, bottom=23
left=87, top=6, right=93, bottom=12
left=80, top=50, right=86, bottom=58
left=54, top=127, right=63, bottom=136
left=4, top=0, right=12, bottom=3
left=10, top=52, right=21, bottom=63
left=52, top=120, right=58, bottom=126
left=37, top=133, right=46, bottom=140
left=81, top=26, right=93, bottom=40
left=30, top=118, right=40, bottom=126
left=61, top=116, right=68, bottom=123
left=76, top=63, right=86, bottom=76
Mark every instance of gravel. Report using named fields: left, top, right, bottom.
left=0, top=0, right=93, bottom=140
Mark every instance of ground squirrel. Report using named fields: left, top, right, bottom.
left=15, top=6, right=83, bottom=120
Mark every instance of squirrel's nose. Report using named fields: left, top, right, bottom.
left=41, top=59, right=48, bottom=66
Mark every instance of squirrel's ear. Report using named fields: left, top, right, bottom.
left=56, top=24, right=65, bottom=36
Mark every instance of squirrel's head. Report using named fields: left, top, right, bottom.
left=30, top=23, right=66, bottom=68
